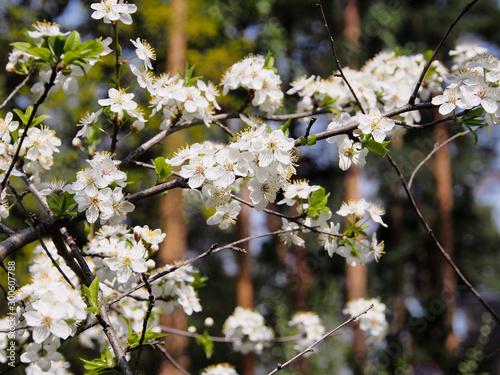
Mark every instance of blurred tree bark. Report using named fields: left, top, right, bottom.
left=158, top=0, right=189, bottom=373
left=433, top=123, right=458, bottom=353
left=343, top=1, right=366, bottom=374
left=235, top=186, right=255, bottom=375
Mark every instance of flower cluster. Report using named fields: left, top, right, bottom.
left=15, top=242, right=86, bottom=372
left=288, top=312, right=325, bottom=352
left=343, top=298, right=388, bottom=339
left=169, top=122, right=296, bottom=229
left=222, top=307, right=274, bottom=354
left=288, top=51, right=447, bottom=170
left=221, top=54, right=284, bottom=115
left=432, top=44, right=500, bottom=134
left=67, top=152, right=134, bottom=224
left=150, top=262, right=203, bottom=316
left=86, top=224, right=160, bottom=285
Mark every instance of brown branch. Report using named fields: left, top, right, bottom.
left=133, top=274, right=155, bottom=375
left=155, top=346, right=191, bottom=375
left=386, top=154, right=500, bottom=325
left=408, top=0, right=480, bottom=105
left=316, top=1, right=365, bottom=114
left=0, top=70, right=35, bottom=110
left=267, top=304, right=373, bottom=375
left=98, top=300, right=133, bottom=375
left=408, top=129, right=473, bottom=189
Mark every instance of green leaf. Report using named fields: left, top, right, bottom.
left=13, top=106, right=33, bottom=126
left=73, top=40, right=105, bottom=59
left=83, top=276, right=100, bottom=314
left=26, top=47, right=52, bottom=61
left=366, top=138, right=390, bottom=157
left=30, top=114, right=51, bottom=128
left=264, top=51, right=274, bottom=68
left=153, top=157, right=172, bottom=182
left=306, top=134, right=317, bottom=146
left=81, top=348, right=116, bottom=375
left=196, top=330, right=214, bottom=359
left=277, top=118, right=291, bottom=137
left=307, top=187, right=330, bottom=219
left=64, top=31, right=81, bottom=52
left=10, top=42, right=32, bottom=53
left=464, top=123, right=479, bottom=144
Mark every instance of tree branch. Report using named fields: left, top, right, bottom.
left=267, top=304, right=373, bottom=375
left=408, top=0, right=480, bottom=105
left=386, top=154, right=500, bottom=325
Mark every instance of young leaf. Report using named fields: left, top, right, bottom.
left=153, top=157, right=172, bottom=182
left=82, top=276, right=100, bottom=314
left=81, top=348, right=116, bottom=375
left=196, top=330, right=214, bottom=359
left=277, top=118, right=292, bottom=137
left=366, top=138, right=390, bottom=157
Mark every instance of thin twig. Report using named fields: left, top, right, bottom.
left=316, top=1, right=365, bottom=114
left=267, top=304, right=373, bottom=375
left=214, top=119, right=235, bottom=138
left=408, top=129, right=472, bottom=189
left=160, top=325, right=301, bottom=343
left=133, top=274, right=155, bottom=375
left=304, top=116, right=317, bottom=140
left=386, top=154, right=500, bottom=325
left=408, top=0, right=480, bottom=105
left=98, top=299, right=133, bottom=375
left=0, top=69, right=35, bottom=110
left=155, top=346, right=191, bottom=375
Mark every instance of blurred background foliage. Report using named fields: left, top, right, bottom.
left=2, top=0, right=500, bottom=374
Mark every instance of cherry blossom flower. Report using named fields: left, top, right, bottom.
left=357, top=108, right=395, bottom=143
left=21, top=336, right=63, bottom=372
left=130, top=38, right=156, bottom=70
left=206, top=201, right=241, bottom=229
left=103, top=241, right=147, bottom=283
left=23, top=301, right=73, bottom=343
left=90, top=0, right=137, bottom=25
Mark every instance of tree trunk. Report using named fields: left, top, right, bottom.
left=158, top=0, right=189, bottom=373
left=235, top=187, right=255, bottom=375
left=344, top=165, right=367, bottom=375
left=433, top=123, right=458, bottom=352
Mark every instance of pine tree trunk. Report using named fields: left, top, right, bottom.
left=235, top=187, right=255, bottom=375
left=433, top=123, right=458, bottom=352
left=344, top=165, right=367, bottom=375
left=158, top=0, right=189, bottom=373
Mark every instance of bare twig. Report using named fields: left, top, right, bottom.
left=267, top=304, right=373, bottom=375
left=316, top=1, right=365, bottom=114
left=408, top=129, right=473, bottom=189
left=214, top=119, right=235, bottom=138
left=0, top=69, right=35, bottom=110
left=98, top=300, right=133, bottom=375
left=155, top=346, right=191, bottom=375
left=408, top=0, right=480, bottom=105
left=386, top=154, right=500, bottom=324
left=133, top=274, right=155, bottom=375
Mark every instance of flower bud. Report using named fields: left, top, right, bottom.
left=72, top=137, right=82, bottom=148
left=146, top=259, right=155, bottom=269
left=187, top=326, right=197, bottom=333
left=204, top=317, right=214, bottom=327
